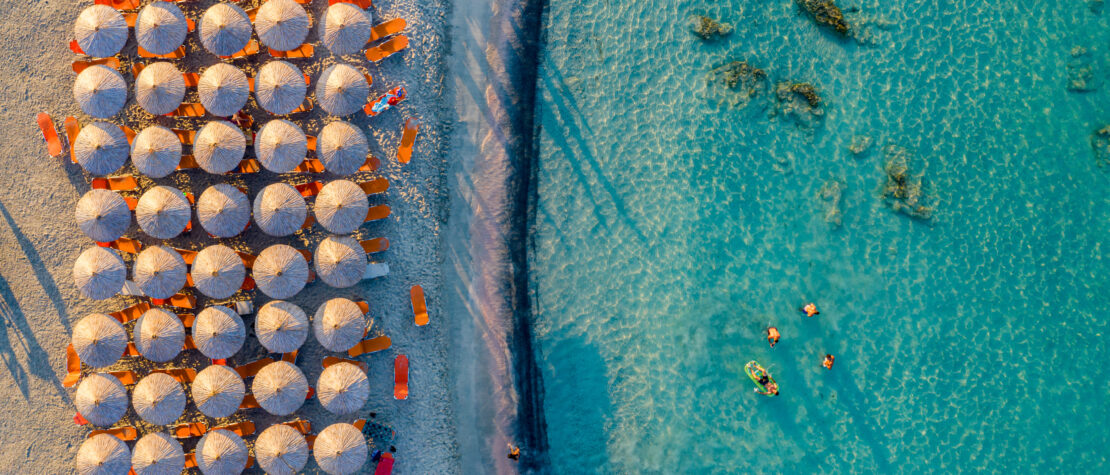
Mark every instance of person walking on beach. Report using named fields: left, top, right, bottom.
left=801, top=302, right=820, bottom=317
left=766, top=327, right=780, bottom=348
left=822, top=354, right=835, bottom=370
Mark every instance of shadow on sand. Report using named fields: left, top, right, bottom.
left=0, top=199, right=71, bottom=332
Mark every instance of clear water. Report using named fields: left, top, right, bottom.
left=528, top=0, right=1110, bottom=472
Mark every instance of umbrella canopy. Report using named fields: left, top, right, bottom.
left=314, top=298, right=366, bottom=353
left=317, top=121, right=368, bottom=175
left=135, top=62, right=185, bottom=115
left=255, top=61, right=307, bottom=115
left=191, top=246, right=246, bottom=299
left=132, top=372, right=185, bottom=425
left=316, top=64, right=369, bottom=116
left=191, top=364, right=245, bottom=418
left=255, top=119, right=307, bottom=173
left=134, top=245, right=187, bottom=299
left=75, top=373, right=128, bottom=426
left=197, top=184, right=250, bottom=238
left=319, top=3, right=371, bottom=56
left=315, top=236, right=365, bottom=288
left=132, top=432, right=185, bottom=475
left=253, top=183, right=306, bottom=236
left=254, top=0, right=309, bottom=52
left=131, top=125, right=181, bottom=178
left=253, top=244, right=309, bottom=299
left=134, top=307, right=185, bottom=363
left=252, top=361, right=308, bottom=415
left=76, top=433, right=131, bottom=475
left=195, top=429, right=248, bottom=475
left=72, top=313, right=127, bottom=368
left=199, top=3, right=252, bottom=57
left=75, top=189, right=130, bottom=243
left=136, top=1, right=187, bottom=55
left=73, top=121, right=128, bottom=175
left=74, top=247, right=125, bottom=300
left=74, top=66, right=127, bottom=119
left=314, top=423, right=368, bottom=475
left=198, top=64, right=249, bottom=117
left=194, top=120, right=247, bottom=174
left=314, top=180, right=368, bottom=234
left=192, top=305, right=245, bottom=359
left=255, top=300, right=308, bottom=353
left=316, top=362, right=369, bottom=415
left=75, top=5, right=127, bottom=58
left=254, top=424, right=308, bottom=475
left=136, top=186, right=191, bottom=239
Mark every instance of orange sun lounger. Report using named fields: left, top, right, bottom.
left=322, top=356, right=369, bottom=372
left=346, top=335, right=391, bottom=357
left=91, top=176, right=139, bottom=192
left=268, top=43, right=314, bottom=58
left=365, top=204, right=391, bottom=222
left=172, top=422, right=208, bottom=439
left=330, top=0, right=372, bottom=8
left=369, top=18, right=406, bottom=43
left=235, top=358, right=275, bottom=378
left=282, top=419, right=312, bottom=435
left=295, top=181, right=324, bottom=197
left=102, top=237, right=142, bottom=254
left=71, top=57, right=120, bottom=74
left=239, top=394, right=261, bottom=409
left=64, top=116, right=80, bottom=163
left=394, top=355, right=408, bottom=400
left=64, top=344, right=82, bottom=387
left=89, top=426, right=138, bottom=441
left=167, top=103, right=205, bottom=117
left=108, top=370, right=136, bottom=385
left=411, top=285, right=428, bottom=326
left=220, top=40, right=260, bottom=59
left=360, top=238, right=390, bottom=254
left=37, top=113, right=62, bottom=157
left=366, top=35, right=409, bottom=63
left=360, top=155, right=382, bottom=172
left=214, top=421, right=255, bottom=437
left=359, top=177, right=390, bottom=195
left=137, top=45, right=186, bottom=59
left=109, top=302, right=150, bottom=324
left=397, top=117, right=420, bottom=164
left=94, top=0, right=141, bottom=10
left=151, top=367, right=197, bottom=383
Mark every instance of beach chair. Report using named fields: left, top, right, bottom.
left=360, top=238, right=390, bottom=254
left=394, top=355, right=408, bottom=400
left=282, top=419, right=312, bottom=435
left=268, top=44, right=314, bottom=59
left=281, top=350, right=298, bottom=364
left=167, top=103, right=205, bottom=117
left=240, top=276, right=256, bottom=291
left=68, top=40, right=87, bottom=56
left=71, top=57, right=120, bottom=74
left=306, top=135, right=317, bottom=152
left=364, top=262, right=389, bottom=280
left=184, top=453, right=196, bottom=469
left=330, top=0, right=372, bottom=8
left=221, top=40, right=260, bottom=59
left=289, top=99, right=313, bottom=115
left=293, top=158, right=326, bottom=173
left=183, top=335, right=197, bottom=350
left=365, top=35, right=409, bottom=63
left=124, top=342, right=141, bottom=357
left=359, top=177, right=390, bottom=195
left=37, top=113, right=63, bottom=157
left=173, top=129, right=196, bottom=145
left=369, top=18, right=406, bottom=43
left=89, top=426, right=138, bottom=441
left=178, top=154, right=199, bottom=170
left=172, top=422, right=208, bottom=439
left=152, top=367, right=197, bottom=383
left=103, top=237, right=142, bottom=254
left=232, top=159, right=262, bottom=175
left=411, top=285, right=428, bottom=326
left=297, top=249, right=313, bottom=263
left=355, top=300, right=369, bottom=315
left=108, top=302, right=150, bottom=324
left=90, top=176, right=139, bottom=191
left=397, top=118, right=420, bottom=164
left=322, top=356, right=369, bottom=372
left=177, top=312, right=195, bottom=328
left=104, top=370, right=135, bottom=385
left=374, top=453, right=395, bottom=475
left=119, top=125, right=137, bottom=145
left=294, top=181, right=324, bottom=198
left=346, top=335, right=391, bottom=357
left=214, top=421, right=255, bottom=437
left=63, top=344, right=82, bottom=387
left=360, top=155, right=381, bottom=172
left=94, top=0, right=141, bottom=10
left=173, top=248, right=198, bottom=266
left=237, top=251, right=257, bottom=269
left=64, top=116, right=80, bottom=163
left=239, top=394, right=261, bottom=409
left=235, top=358, right=275, bottom=378
left=151, top=293, right=196, bottom=309
left=123, top=196, right=138, bottom=211
left=137, top=45, right=186, bottom=59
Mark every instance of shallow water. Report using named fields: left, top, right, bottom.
left=528, top=0, right=1110, bottom=472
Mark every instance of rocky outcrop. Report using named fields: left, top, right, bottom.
left=795, top=0, right=850, bottom=36
left=689, top=15, right=733, bottom=40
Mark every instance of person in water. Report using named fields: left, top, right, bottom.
left=766, top=327, right=780, bottom=348
left=507, top=444, right=521, bottom=461
left=801, top=303, right=820, bottom=317
left=822, top=354, right=835, bottom=369
left=755, top=374, right=780, bottom=396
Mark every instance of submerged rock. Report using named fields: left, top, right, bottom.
left=819, top=180, right=843, bottom=227
left=1091, top=0, right=1104, bottom=15
left=849, top=135, right=873, bottom=155
left=880, top=145, right=933, bottom=220
left=689, top=15, right=733, bottom=40
left=1067, top=46, right=1099, bottom=92
left=772, top=81, right=825, bottom=129
left=1089, top=125, right=1110, bottom=168
left=706, top=60, right=770, bottom=110
left=795, top=0, right=850, bottom=36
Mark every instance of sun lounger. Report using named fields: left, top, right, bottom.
left=123, top=196, right=138, bottom=211
left=94, top=0, right=141, bottom=10
left=184, top=453, right=196, bottom=469
left=183, top=335, right=197, bottom=350
left=374, top=453, right=395, bottom=475
left=63, top=344, right=82, bottom=387
left=240, top=276, right=256, bottom=291
left=295, top=181, right=324, bottom=197
left=89, top=426, right=138, bottom=441
left=151, top=367, right=197, bottom=383
left=236, top=252, right=257, bottom=269
left=166, top=103, right=205, bottom=117
left=355, top=300, right=369, bottom=315
left=268, top=44, right=314, bottom=58
left=178, top=154, right=199, bottom=170
left=346, top=335, right=391, bottom=357
left=37, top=113, right=63, bottom=157
left=118, top=125, right=136, bottom=145
left=221, top=40, right=260, bottom=59
left=289, top=100, right=313, bottom=114
left=369, top=18, right=406, bottom=43
left=411, top=285, right=428, bottom=326
left=102, top=237, right=142, bottom=254
left=137, top=45, right=186, bottom=59
left=282, top=419, right=312, bottom=435
left=235, top=358, right=275, bottom=378
left=164, top=293, right=197, bottom=309
left=330, top=0, right=372, bottom=8
left=91, top=175, right=139, bottom=191
left=364, top=262, right=389, bottom=280
left=177, top=312, right=195, bottom=328
left=71, top=58, right=120, bottom=74
left=214, top=421, right=255, bottom=437
left=281, top=350, right=298, bottom=364
left=69, top=40, right=87, bottom=56
left=109, top=302, right=150, bottom=324
left=232, top=159, right=262, bottom=174
left=172, top=422, right=207, bottom=439
left=173, top=129, right=196, bottom=145
left=106, top=370, right=136, bottom=385
left=359, top=177, right=390, bottom=195
left=394, top=355, right=408, bottom=400
left=239, top=394, right=261, bottom=409
left=360, top=238, right=390, bottom=254
left=297, top=249, right=313, bottom=263
left=173, top=248, right=198, bottom=266
left=64, top=116, right=80, bottom=163
left=365, top=35, right=409, bottom=63
left=322, top=356, right=369, bottom=372
left=293, top=158, right=325, bottom=173
left=73, top=412, right=89, bottom=425
left=306, top=135, right=317, bottom=152
left=397, top=118, right=420, bottom=164
left=124, top=342, right=141, bottom=357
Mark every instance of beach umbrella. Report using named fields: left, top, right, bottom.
left=319, top=3, right=371, bottom=56
left=72, top=313, right=127, bottom=368
left=199, top=3, right=252, bottom=57
left=254, top=424, right=308, bottom=475
left=193, top=121, right=247, bottom=174
left=253, top=183, right=306, bottom=236
left=313, top=423, right=367, bottom=475
left=191, top=365, right=245, bottom=419
left=75, top=5, right=127, bottom=58
left=74, top=66, right=127, bottom=119
left=195, top=429, right=248, bottom=475
left=255, top=61, right=307, bottom=115
left=255, top=119, right=307, bottom=172
left=314, top=298, right=366, bottom=353
left=136, top=186, right=191, bottom=239
left=317, top=121, right=368, bottom=175
left=252, top=361, right=308, bottom=415
left=131, top=125, right=181, bottom=178
left=132, top=372, right=185, bottom=425
left=254, top=0, right=309, bottom=52
left=74, top=247, right=125, bottom=300
left=192, top=305, right=245, bottom=359
left=75, top=189, right=130, bottom=243
left=253, top=244, right=309, bottom=299
left=317, top=362, right=369, bottom=415
left=198, top=64, right=249, bottom=117
left=134, top=246, right=186, bottom=299
left=255, top=300, right=308, bottom=353
left=196, top=184, right=250, bottom=238
left=314, top=180, right=368, bottom=234
left=191, top=246, right=246, bottom=299
left=136, top=62, right=185, bottom=115
left=76, top=433, right=131, bottom=475
left=131, top=433, right=185, bottom=475
left=74, top=373, right=127, bottom=426
left=136, top=1, right=187, bottom=55
left=134, top=307, right=185, bottom=363
left=73, top=121, right=128, bottom=175
left=316, top=64, right=369, bottom=116
left=315, top=236, right=365, bottom=288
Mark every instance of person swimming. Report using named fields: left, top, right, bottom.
left=801, top=303, right=820, bottom=317
left=822, top=354, right=835, bottom=370
left=766, top=327, right=780, bottom=348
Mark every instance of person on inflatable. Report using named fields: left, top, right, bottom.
left=370, top=86, right=408, bottom=115
left=755, top=376, right=779, bottom=396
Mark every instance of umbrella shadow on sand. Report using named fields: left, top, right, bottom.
left=0, top=272, right=69, bottom=402
left=0, top=200, right=71, bottom=332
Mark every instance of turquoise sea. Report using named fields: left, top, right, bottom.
left=527, top=0, right=1110, bottom=472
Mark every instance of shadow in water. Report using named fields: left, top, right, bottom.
left=536, top=330, right=613, bottom=472
left=0, top=272, right=69, bottom=402
left=0, top=199, right=70, bottom=332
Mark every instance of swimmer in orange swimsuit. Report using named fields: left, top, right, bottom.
left=802, top=303, right=819, bottom=317
left=822, top=354, right=835, bottom=370
left=766, top=327, right=780, bottom=348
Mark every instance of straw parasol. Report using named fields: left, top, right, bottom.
left=255, top=119, right=307, bottom=172
left=316, top=362, right=369, bottom=415
left=75, top=5, right=127, bottom=58
left=134, top=246, right=187, bottom=299
left=253, top=244, right=309, bottom=299
left=76, top=433, right=131, bottom=475
left=254, top=0, right=309, bottom=52
left=74, top=66, right=127, bottom=119
left=193, top=120, right=247, bottom=174
left=198, top=64, right=248, bottom=117
left=131, top=125, right=181, bottom=178
left=314, top=180, right=368, bottom=234
left=252, top=361, right=308, bottom=415
left=196, top=184, right=250, bottom=238
left=74, top=247, right=125, bottom=300
left=72, top=313, right=127, bottom=368
left=314, top=298, right=366, bottom=353
left=136, top=186, right=191, bottom=239
left=254, top=424, right=308, bottom=475
left=195, top=429, right=248, bottom=475
left=131, top=432, right=185, bottom=475
left=255, top=300, right=308, bottom=353
left=255, top=61, right=307, bottom=115
left=315, top=236, right=366, bottom=288
left=134, top=307, right=185, bottom=363
left=75, top=189, right=130, bottom=243
left=191, top=245, right=246, bottom=299
left=136, top=62, right=185, bottom=115
left=75, top=373, right=128, bottom=426
left=199, top=3, right=252, bottom=57
left=319, top=3, right=371, bottom=56
left=192, top=305, right=245, bottom=359
left=316, top=64, right=369, bottom=116
left=253, top=183, right=306, bottom=236
left=317, top=121, right=368, bottom=175
left=73, top=121, right=128, bottom=175
left=136, top=1, right=187, bottom=55
left=191, top=365, right=245, bottom=419
left=313, top=423, right=368, bottom=475
left=132, top=372, right=185, bottom=425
